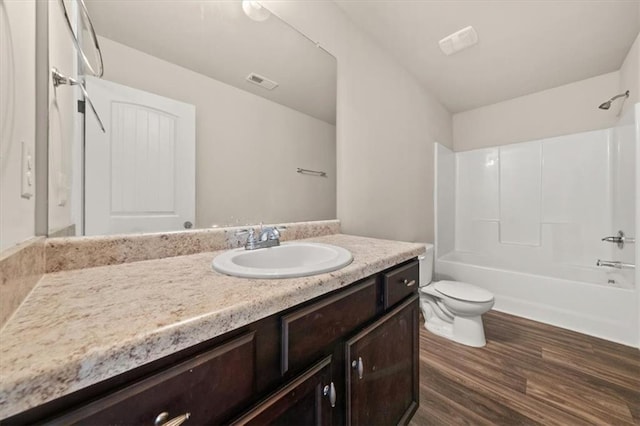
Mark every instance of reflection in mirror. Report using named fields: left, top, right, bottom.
left=48, top=0, right=336, bottom=237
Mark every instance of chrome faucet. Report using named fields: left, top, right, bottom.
left=235, top=225, right=286, bottom=250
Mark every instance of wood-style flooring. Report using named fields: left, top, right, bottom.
left=409, top=311, right=640, bottom=425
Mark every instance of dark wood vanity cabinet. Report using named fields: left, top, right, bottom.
left=16, top=259, right=419, bottom=426
left=345, top=296, right=419, bottom=426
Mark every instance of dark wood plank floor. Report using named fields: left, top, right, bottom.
left=409, top=311, right=640, bottom=425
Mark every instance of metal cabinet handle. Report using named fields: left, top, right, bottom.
left=154, top=412, right=191, bottom=426
left=402, top=279, right=416, bottom=287
left=323, top=382, right=336, bottom=407
left=351, top=356, right=364, bottom=379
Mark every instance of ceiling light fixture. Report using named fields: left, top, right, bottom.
left=242, top=1, right=270, bottom=22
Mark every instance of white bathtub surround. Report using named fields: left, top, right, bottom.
left=435, top=105, right=638, bottom=346
left=612, top=107, right=638, bottom=267
left=452, top=128, right=625, bottom=266
left=499, top=142, right=542, bottom=245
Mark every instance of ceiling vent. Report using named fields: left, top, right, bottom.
left=439, top=26, right=478, bottom=56
left=246, top=73, right=278, bottom=90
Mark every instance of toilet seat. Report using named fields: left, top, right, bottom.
left=433, top=280, right=493, bottom=303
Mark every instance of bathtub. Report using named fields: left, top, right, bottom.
left=435, top=251, right=637, bottom=346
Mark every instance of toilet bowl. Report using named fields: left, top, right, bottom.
left=419, top=245, right=494, bottom=347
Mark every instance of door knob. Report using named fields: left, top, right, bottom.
left=183, top=221, right=193, bottom=229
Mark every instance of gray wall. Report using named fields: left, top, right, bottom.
left=453, top=32, right=639, bottom=153
left=453, top=71, right=621, bottom=152
left=267, top=1, right=454, bottom=244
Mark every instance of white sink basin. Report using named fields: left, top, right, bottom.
left=212, top=242, right=353, bottom=279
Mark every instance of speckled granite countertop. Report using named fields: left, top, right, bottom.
left=0, top=234, right=424, bottom=419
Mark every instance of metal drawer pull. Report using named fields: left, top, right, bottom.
left=323, top=382, right=336, bottom=407
left=402, top=279, right=416, bottom=287
left=352, top=356, right=364, bottom=379
left=155, top=412, right=191, bottom=426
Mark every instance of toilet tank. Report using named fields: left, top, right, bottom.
left=419, top=244, right=434, bottom=286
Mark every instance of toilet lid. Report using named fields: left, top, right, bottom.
left=434, top=280, right=494, bottom=303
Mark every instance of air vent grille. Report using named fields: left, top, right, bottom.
left=439, top=26, right=478, bottom=56
left=246, top=73, right=278, bottom=90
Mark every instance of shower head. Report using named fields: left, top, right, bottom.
left=599, top=90, right=630, bottom=110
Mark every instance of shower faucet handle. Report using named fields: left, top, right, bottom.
left=602, top=236, right=623, bottom=243
left=601, top=231, right=634, bottom=249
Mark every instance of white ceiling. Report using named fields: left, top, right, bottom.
left=84, top=1, right=337, bottom=124
left=335, top=0, right=640, bottom=113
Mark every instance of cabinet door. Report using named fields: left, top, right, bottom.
left=345, top=295, right=419, bottom=426
left=232, top=356, right=335, bottom=426
left=47, top=332, right=256, bottom=426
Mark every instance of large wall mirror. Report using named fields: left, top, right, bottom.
left=47, top=0, right=336, bottom=237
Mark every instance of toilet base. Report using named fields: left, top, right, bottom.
left=424, top=317, right=453, bottom=340
left=451, top=315, right=487, bottom=347
left=424, top=315, right=487, bottom=347
left=421, top=297, right=488, bottom=347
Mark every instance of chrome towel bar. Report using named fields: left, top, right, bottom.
left=297, top=168, right=327, bottom=177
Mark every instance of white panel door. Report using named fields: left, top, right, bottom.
left=84, top=77, right=195, bottom=235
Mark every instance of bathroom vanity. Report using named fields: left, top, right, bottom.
left=0, top=234, right=423, bottom=425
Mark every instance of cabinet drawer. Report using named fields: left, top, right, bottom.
left=47, top=332, right=256, bottom=426
left=281, top=278, right=377, bottom=374
left=383, top=260, right=419, bottom=309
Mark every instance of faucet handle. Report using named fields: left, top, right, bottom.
left=259, top=225, right=286, bottom=241
left=273, top=226, right=287, bottom=239
left=235, top=228, right=257, bottom=241
left=259, top=226, right=276, bottom=241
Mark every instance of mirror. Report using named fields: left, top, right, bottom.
left=47, top=0, right=336, bottom=237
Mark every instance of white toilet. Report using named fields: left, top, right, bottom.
left=419, top=244, right=494, bottom=347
